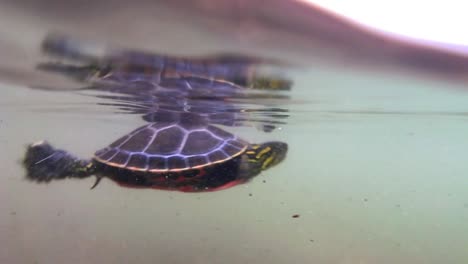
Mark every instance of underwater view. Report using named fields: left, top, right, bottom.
left=1, top=1, right=468, bottom=263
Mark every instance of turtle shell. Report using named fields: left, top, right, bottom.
left=94, top=122, right=248, bottom=172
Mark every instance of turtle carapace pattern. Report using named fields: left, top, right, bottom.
left=23, top=121, right=287, bottom=192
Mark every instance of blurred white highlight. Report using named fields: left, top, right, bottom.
left=305, top=1, right=468, bottom=48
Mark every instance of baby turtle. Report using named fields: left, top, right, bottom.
left=23, top=121, right=287, bottom=192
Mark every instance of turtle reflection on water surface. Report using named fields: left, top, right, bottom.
left=23, top=120, right=287, bottom=192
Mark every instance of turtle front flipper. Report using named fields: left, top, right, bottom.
left=23, top=141, right=95, bottom=183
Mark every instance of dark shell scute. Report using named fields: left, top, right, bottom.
left=127, top=154, right=149, bottom=169
left=119, top=127, right=155, bottom=152
left=95, top=148, right=118, bottom=161
left=109, top=135, right=130, bottom=148
left=167, top=156, right=188, bottom=170
left=228, top=139, right=246, bottom=149
left=94, top=148, right=106, bottom=157
left=187, top=156, right=209, bottom=168
left=146, top=126, right=184, bottom=155
left=108, top=125, right=148, bottom=148
left=109, top=151, right=131, bottom=166
left=207, top=150, right=229, bottom=163
left=223, top=142, right=245, bottom=156
left=208, top=126, right=235, bottom=139
left=181, top=131, right=222, bottom=156
left=148, top=156, right=167, bottom=171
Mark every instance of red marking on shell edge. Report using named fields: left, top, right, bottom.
left=199, top=179, right=245, bottom=192
left=112, top=178, right=245, bottom=193
left=197, top=168, right=207, bottom=177
left=168, top=179, right=244, bottom=193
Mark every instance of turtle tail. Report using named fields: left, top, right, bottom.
left=23, top=141, right=95, bottom=183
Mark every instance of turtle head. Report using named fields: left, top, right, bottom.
left=248, top=77, right=292, bottom=91
left=36, top=62, right=111, bottom=82
left=245, top=141, right=288, bottom=173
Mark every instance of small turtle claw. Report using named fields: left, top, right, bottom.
left=90, top=176, right=103, bottom=189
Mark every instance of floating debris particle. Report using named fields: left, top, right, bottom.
left=292, top=214, right=300, bottom=218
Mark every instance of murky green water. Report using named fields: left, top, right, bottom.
left=2, top=2, right=468, bottom=264
left=3, top=64, right=468, bottom=264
